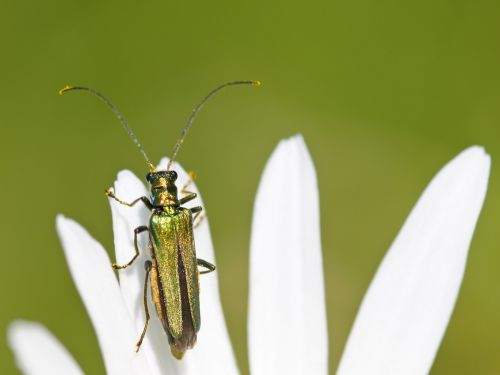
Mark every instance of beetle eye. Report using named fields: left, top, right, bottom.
left=146, top=173, right=152, bottom=182
left=170, top=171, right=178, bottom=180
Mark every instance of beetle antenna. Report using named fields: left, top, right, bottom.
left=59, top=85, right=156, bottom=172
left=166, top=80, right=261, bottom=171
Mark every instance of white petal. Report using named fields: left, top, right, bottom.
left=109, top=160, right=239, bottom=375
left=248, top=135, right=328, bottom=375
left=56, top=215, right=151, bottom=375
left=337, top=146, right=490, bottom=375
left=109, top=171, right=167, bottom=374
left=8, top=320, right=83, bottom=375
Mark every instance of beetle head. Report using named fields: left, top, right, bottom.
left=146, top=170, right=178, bottom=207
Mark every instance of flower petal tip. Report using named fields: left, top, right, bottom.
left=278, top=133, right=305, bottom=148
left=55, top=214, right=71, bottom=233
left=456, top=145, right=490, bottom=168
left=116, top=169, right=137, bottom=182
left=113, top=169, right=148, bottom=199
left=55, top=213, right=64, bottom=225
left=267, top=135, right=315, bottom=180
left=157, top=157, right=170, bottom=170
left=8, top=320, right=84, bottom=375
left=273, top=134, right=311, bottom=158
left=7, top=319, right=30, bottom=344
left=448, top=146, right=491, bottom=186
left=56, top=215, right=86, bottom=242
left=7, top=320, right=47, bottom=349
left=464, top=144, right=487, bottom=155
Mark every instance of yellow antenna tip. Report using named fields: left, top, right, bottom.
left=252, top=80, right=262, bottom=87
left=59, top=85, right=74, bottom=95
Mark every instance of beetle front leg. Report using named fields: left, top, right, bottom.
left=112, top=226, right=149, bottom=270
left=180, top=171, right=196, bottom=193
left=197, top=258, right=216, bottom=274
left=135, top=260, right=152, bottom=352
left=106, top=188, right=153, bottom=210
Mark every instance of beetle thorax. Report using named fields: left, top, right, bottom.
left=151, top=184, right=178, bottom=207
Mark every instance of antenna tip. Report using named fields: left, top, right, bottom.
left=59, top=85, right=74, bottom=95
left=252, top=80, right=262, bottom=87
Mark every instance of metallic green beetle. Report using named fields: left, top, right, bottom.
left=60, top=80, right=259, bottom=359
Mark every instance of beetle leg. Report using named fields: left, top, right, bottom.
left=181, top=171, right=196, bottom=193
left=190, top=206, right=202, bottom=214
left=112, top=226, right=149, bottom=270
left=135, top=260, right=152, bottom=352
left=197, top=258, right=216, bottom=274
left=193, top=212, right=205, bottom=228
left=189, top=206, right=204, bottom=228
left=106, top=188, right=153, bottom=210
left=179, top=192, right=197, bottom=205
left=179, top=171, right=198, bottom=204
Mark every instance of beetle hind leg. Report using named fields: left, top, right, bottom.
left=135, top=260, right=152, bottom=352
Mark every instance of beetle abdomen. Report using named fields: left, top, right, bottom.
left=149, top=209, right=201, bottom=359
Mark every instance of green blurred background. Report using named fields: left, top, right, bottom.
left=1, top=0, right=499, bottom=373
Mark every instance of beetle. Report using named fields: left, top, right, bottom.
left=60, top=80, right=259, bottom=359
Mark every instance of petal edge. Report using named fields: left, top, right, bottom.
left=337, top=146, right=490, bottom=375
left=248, top=135, right=328, bottom=375
left=8, top=320, right=83, bottom=375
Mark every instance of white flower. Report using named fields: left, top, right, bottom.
left=7, top=135, right=490, bottom=375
